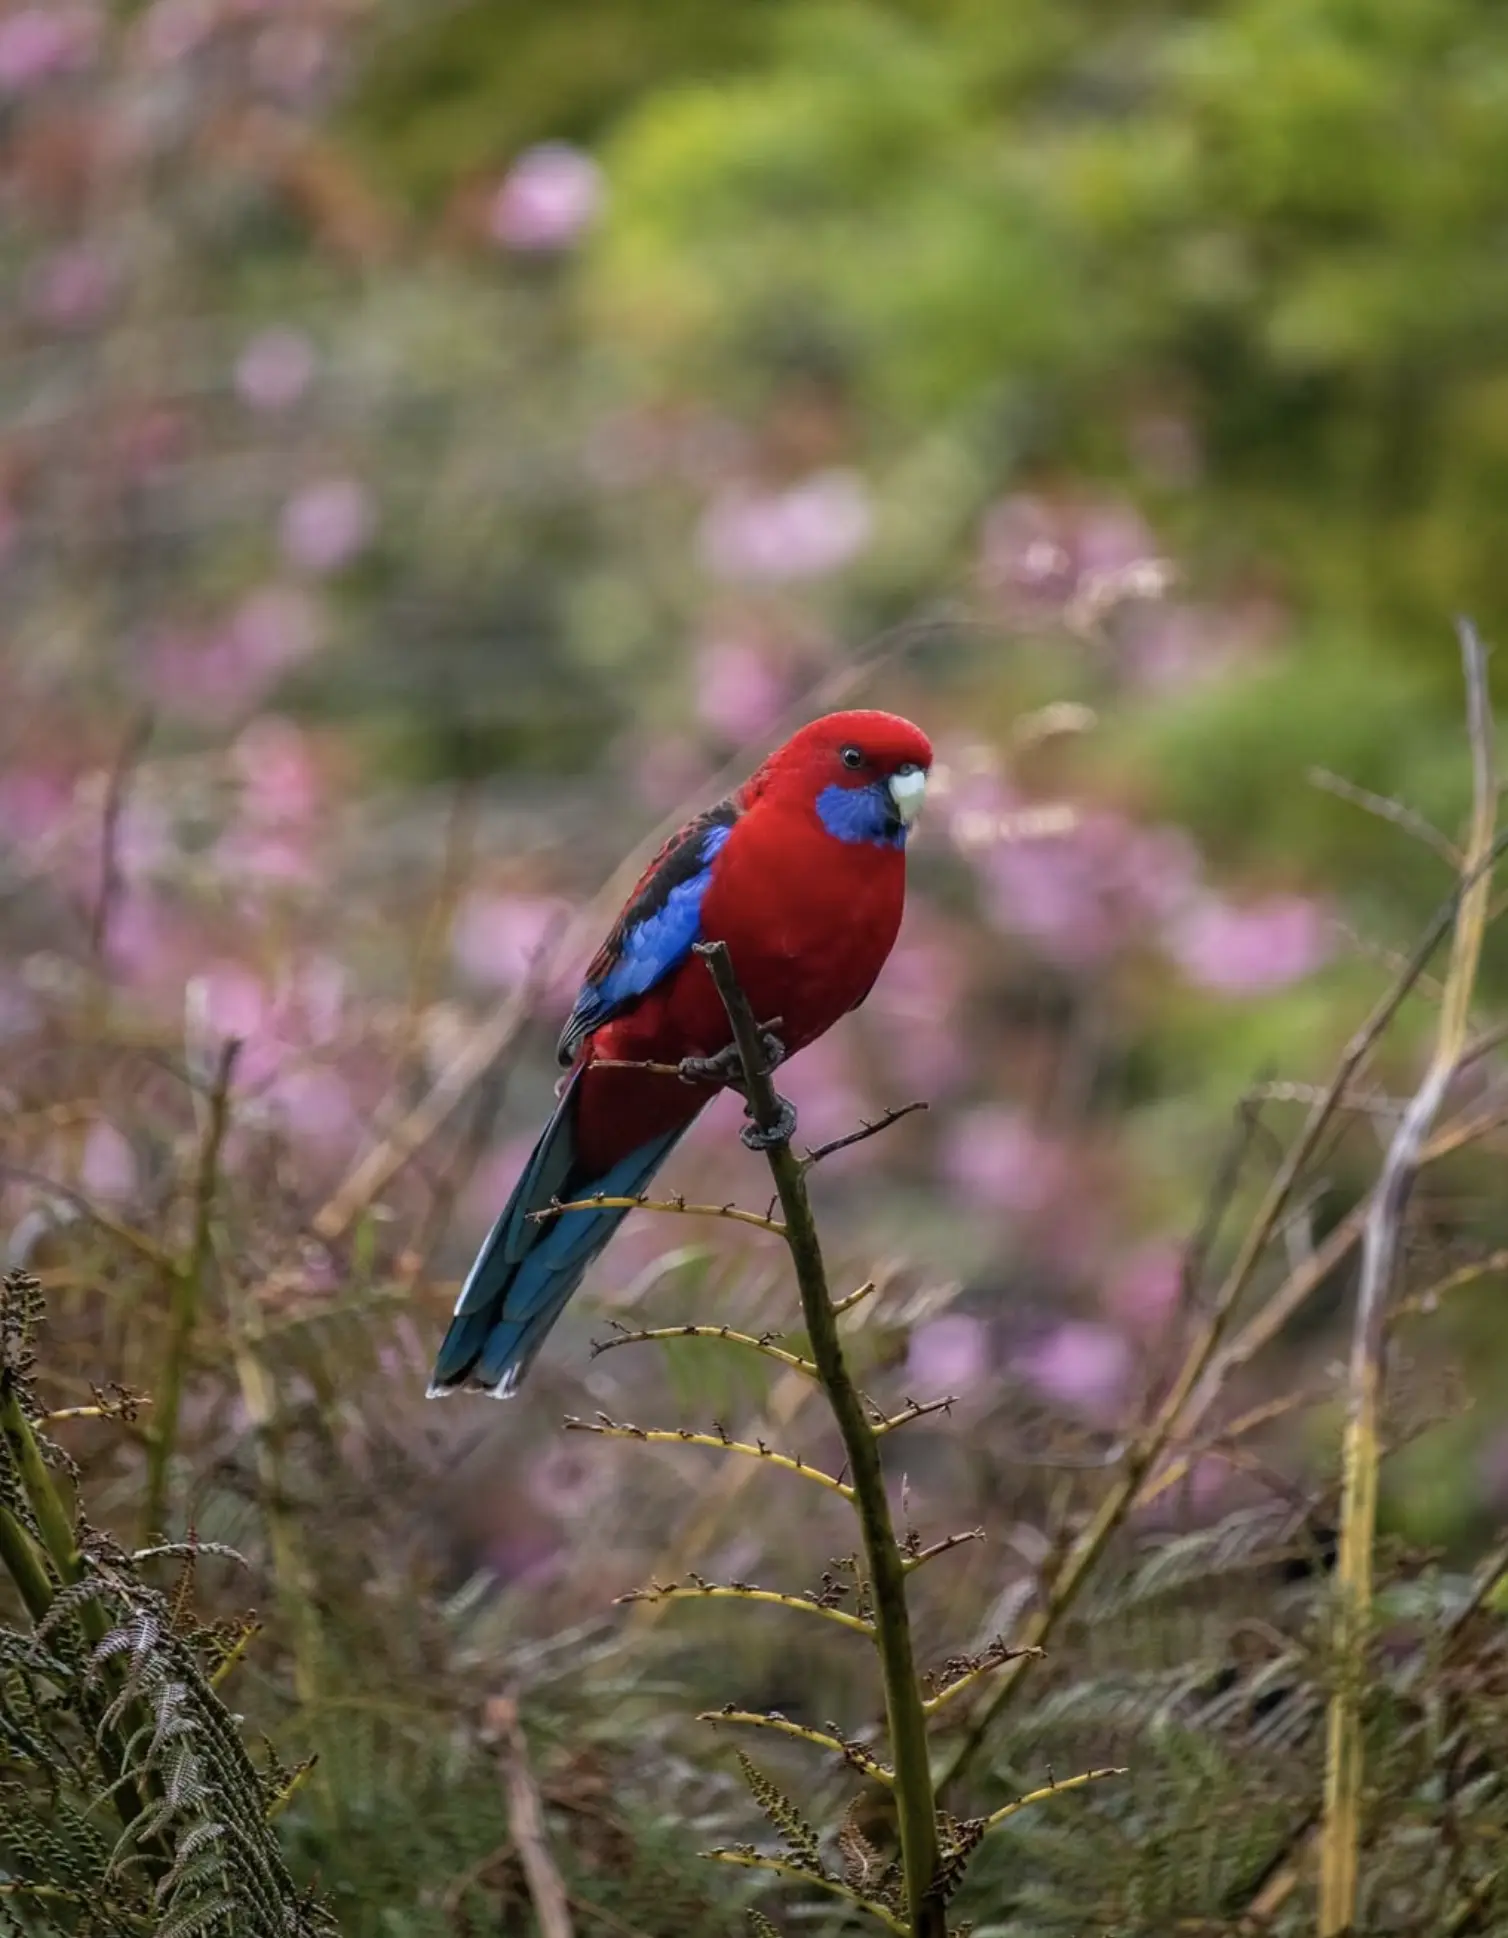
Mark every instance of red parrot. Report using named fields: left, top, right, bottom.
left=426, top=708, right=932, bottom=1397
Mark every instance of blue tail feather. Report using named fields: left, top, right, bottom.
left=427, top=1074, right=685, bottom=1398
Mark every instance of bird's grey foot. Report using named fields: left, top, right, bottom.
left=678, top=1042, right=743, bottom=1085
left=741, top=1093, right=797, bottom=1151
left=679, top=1029, right=786, bottom=1087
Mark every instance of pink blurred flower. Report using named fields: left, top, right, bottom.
left=698, top=471, right=873, bottom=583
left=983, top=813, right=1200, bottom=967
left=26, top=245, right=115, bottom=332
left=451, top=892, right=566, bottom=991
left=907, top=1314, right=990, bottom=1395
left=142, top=626, right=267, bottom=724
left=694, top=639, right=787, bottom=742
left=867, top=929, right=970, bottom=1097
left=250, top=19, right=328, bottom=100
left=279, top=478, right=373, bottom=574
left=938, top=1108, right=1070, bottom=1215
left=1106, top=1242, right=1183, bottom=1334
left=263, top=1065, right=355, bottom=1151
left=103, top=891, right=183, bottom=988
left=1019, top=1321, right=1130, bottom=1418
left=1166, top=893, right=1332, bottom=995
left=489, top=142, right=603, bottom=252
left=235, top=328, right=316, bottom=411
left=0, top=5, right=96, bottom=92
left=139, top=0, right=218, bottom=65
left=229, top=585, right=322, bottom=673
left=981, top=493, right=1158, bottom=614
left=231, top=716, right=322, bottom=826
left=79, top=1122, right=138, bottom=1204
left=189, top=959, right=350, bottom=1111
left=0, top=767, right=71, bottom=850
left=196, top=960, right=268, bottom=1046
left=142, top=592, right=320, bottom=724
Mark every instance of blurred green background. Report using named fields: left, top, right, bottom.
left=6, top=1, right=1508, bottom=1930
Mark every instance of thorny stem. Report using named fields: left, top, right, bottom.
left=617, top=1579, right=876, bottom=1639
left=1320, top=620, right=1498, bottom=1935
left=696, top=942, right=946, bottom=1938
left=564, top=1415, right=854, bottom=1498
left=146, top=1037, right=239, bottom=1540
left=698, top=1708, right=894, bottom=1784
left=702, top=1850, right=910, bottom=1936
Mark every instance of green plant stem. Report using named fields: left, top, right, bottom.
left=0, top=1355, right=158, bottom=1854
left=0, top=1500, right=53, bottom=1622
left=1319, top=622, right=1498, bottom=1934
left=697, top=942, right=945, bottom=1938
left=145, top=1036, right=238, bottom=1540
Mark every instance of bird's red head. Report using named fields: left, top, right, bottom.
left=746, top=709, right=933, bottom=846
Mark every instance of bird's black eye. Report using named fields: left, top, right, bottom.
left=840, top=745, right=864, bottom=769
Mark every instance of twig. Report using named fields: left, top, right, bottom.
left=88, top=709, right=153, bottom=962
left=531, top=1194, right=785, bottom=1237
left=488, top=1694, right=575, bottom=1938
left=834, top=1279, right=879, bottom=1317
left=872, top=1396, right=957, bottom=1437
left=697, top=1708, right=893, bottom=1784
left=1309, top=765, right=1462, bottom=867
left=980, top=1765, right=1126, bottom=1834
left=801, top=1102, right=928, bottom=1169
left=901, top=1528, right=985, bottom=1573
left=696, top=940, right=946, bottom=1937
left=615, top=1579, right=875, bottom=1639
left=1319, top=619, right=1497, bottom=1936
left=922, top=1643, right=1045, bottom=1717
left=701, top=1850, right=908, bottom=1936
left=563, top=1415, right=852, bottom=1498
left=589, top=1320, right=819, bottom=1379
left=145, top=1037, right=238, bottom=1541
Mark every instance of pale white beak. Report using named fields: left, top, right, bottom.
left=888, top=764, right=928, bottom=827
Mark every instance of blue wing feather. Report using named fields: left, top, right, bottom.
left=427, top=1069, right=687, bottom=1397
left=556, top=803, right=737, bottom=1065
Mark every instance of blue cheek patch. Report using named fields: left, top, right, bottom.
left=815, top=781, right=906, bottom=849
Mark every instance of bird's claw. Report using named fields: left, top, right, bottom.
left=678, top=1028, right=786, bottom=1087
left=740, top=1093, right=798, bottom=1152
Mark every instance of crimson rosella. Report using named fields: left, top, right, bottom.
left=426, top=709, right=932, bottom=1398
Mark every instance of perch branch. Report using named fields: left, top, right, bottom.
left=696, top=940, right=945, bottom=1936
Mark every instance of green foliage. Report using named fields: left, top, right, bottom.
left=0, top=1273, right=333, bottom=1938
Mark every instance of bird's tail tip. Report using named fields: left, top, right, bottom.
left=424, top=1366, right=525, bottom=1401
